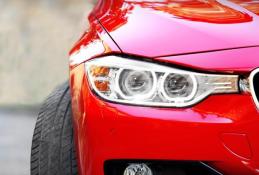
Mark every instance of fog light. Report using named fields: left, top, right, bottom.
left=123, top=163, right=153, bottom=175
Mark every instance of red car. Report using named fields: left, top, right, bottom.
left=31, top=1, right=259, bottom=175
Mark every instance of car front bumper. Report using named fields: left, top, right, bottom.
left=70, top=64, right=259, bottom=175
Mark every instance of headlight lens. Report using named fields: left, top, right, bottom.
left=85, top=56, right=239, bottom=107
left=162, top=73, right=197, bottom=101
left=117, top=70, right=157, bottom=100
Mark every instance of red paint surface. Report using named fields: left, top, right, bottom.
left=94, top=0, right=259, bottom=58
left=70, top=66, right=259, bottom=175
left=230, top=0, right=259, bottom=15
left=69, top=0, right=259, bottom=175
left=221, top=133, right=252, bottom=160
left=154, top=46, right=259, bottom=73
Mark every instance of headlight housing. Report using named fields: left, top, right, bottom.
left=85, top=56, right=239, bottom=107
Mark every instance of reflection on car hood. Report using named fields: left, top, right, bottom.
left=96, top=0, right=259, bottom=57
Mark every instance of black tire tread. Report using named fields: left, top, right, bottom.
left=30, top=82, right=78, bottom=175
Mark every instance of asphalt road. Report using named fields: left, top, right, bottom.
left=0, top=108, right=38, bottom=175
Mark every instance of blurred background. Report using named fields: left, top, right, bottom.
left=0, top=0, right=95, bottom=174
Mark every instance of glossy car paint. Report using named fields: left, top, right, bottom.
left=93, top=0, right=259, bottom=57
left=69, top=0, right=259, bottom=175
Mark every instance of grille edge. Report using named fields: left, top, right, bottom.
left=249, top=68, right=259, bottom=110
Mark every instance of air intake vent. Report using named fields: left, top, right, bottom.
left=250, top=69, right=259, bottom=109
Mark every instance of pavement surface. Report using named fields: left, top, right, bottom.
left=0, top=108, right=39, bottom=175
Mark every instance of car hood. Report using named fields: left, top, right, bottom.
left=96, top=0, right=259, bottom=57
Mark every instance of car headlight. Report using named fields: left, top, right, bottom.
left=85, top=56, right=239, bottom=107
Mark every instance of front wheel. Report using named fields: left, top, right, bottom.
left=30, top=82, right=78, bottom=175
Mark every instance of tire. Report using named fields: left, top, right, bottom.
left=30, top=82, right=78, bottom=175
